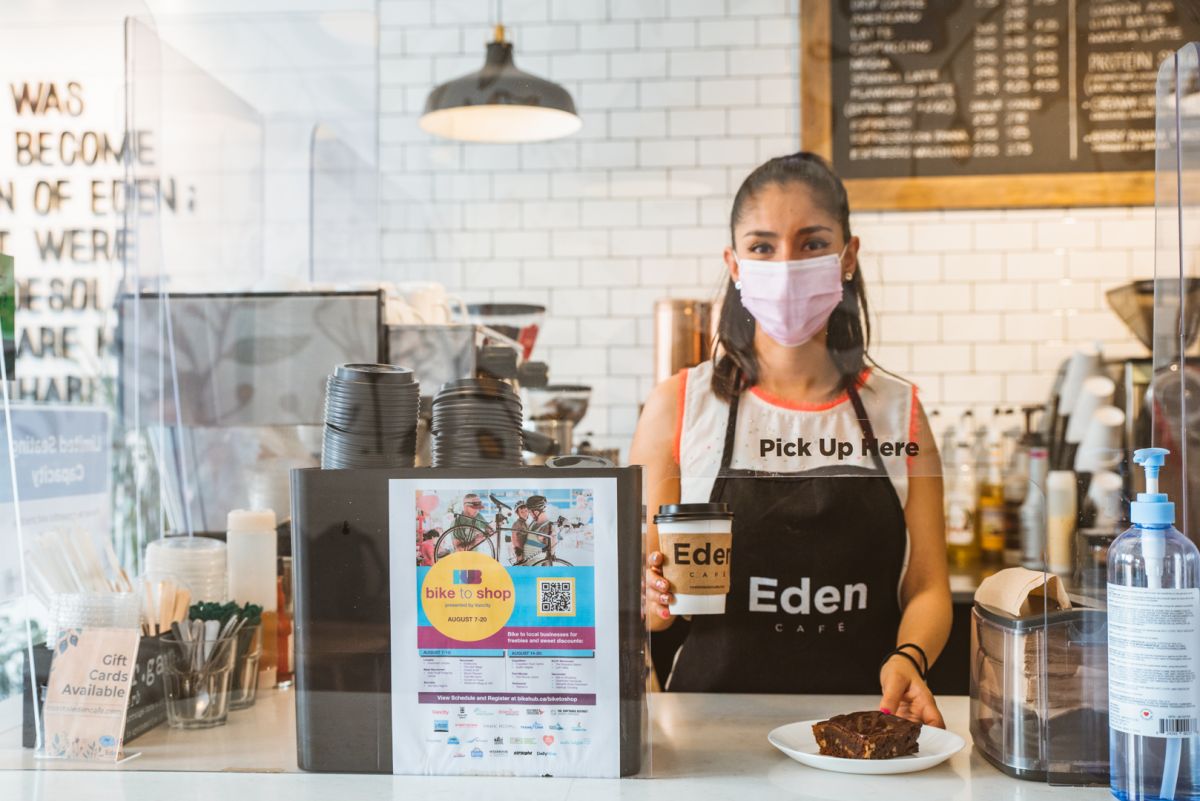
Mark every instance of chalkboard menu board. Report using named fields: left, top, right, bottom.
left=801, top=0, right=1200, bottom=209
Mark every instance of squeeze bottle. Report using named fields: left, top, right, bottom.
left=1046, top=470, right=1077, bottom=575
left=945, top=438, right=979, bottom=568
left=227, top=509, right=279, bottom=688
left=1019, top=445, right=1049, bottom=569
left=1108, top=448, right=1200, bottom=801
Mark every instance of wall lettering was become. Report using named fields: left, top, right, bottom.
left=0, top=79, right=194, bottom=402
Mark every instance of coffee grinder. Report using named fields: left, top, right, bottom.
left=1105, top=279, right=1200, bottom=540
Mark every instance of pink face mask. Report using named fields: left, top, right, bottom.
left=735, top=248, right=846, bottom=347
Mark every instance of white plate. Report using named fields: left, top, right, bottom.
left=768, top=718, right=966, bottom=775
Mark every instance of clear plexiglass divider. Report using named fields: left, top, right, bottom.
left=1094, top=39, right=1200, bottom=799
left=0, top=0, right=151, bottom=767
left=116, top=8, right=384, bottom=774
left=1042, top=40, right=1200, bottom=793
left=0, top=5, right=390, bottom=774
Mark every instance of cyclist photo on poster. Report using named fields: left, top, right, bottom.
left=414, top=487, right=594, bottom=567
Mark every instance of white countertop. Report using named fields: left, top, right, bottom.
left=0, top=690, right=1109, bottom=799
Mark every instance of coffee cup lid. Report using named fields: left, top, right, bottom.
left=653, top=502, right=733, bottom=523
left=334, top=364, right=415, bottom=385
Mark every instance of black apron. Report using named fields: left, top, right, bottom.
left=665, top=384, right=908, bottom=693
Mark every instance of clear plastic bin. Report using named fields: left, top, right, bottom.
left=970, top=602, right=1109, bottom=785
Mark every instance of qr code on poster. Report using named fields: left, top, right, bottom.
left=537, top=577, right=575, bottom=616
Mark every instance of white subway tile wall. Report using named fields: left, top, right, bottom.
left=379, top=0, right=1152, bottom=454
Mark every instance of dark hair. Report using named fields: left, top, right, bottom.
left=712, top=152, right=872, bottom=402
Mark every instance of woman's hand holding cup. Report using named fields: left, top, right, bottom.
left=645, top=551, right=675, bottom=627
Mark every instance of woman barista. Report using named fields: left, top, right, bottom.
left=630, top=153, right=951, bottom=727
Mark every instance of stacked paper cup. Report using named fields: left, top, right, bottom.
left=430, top=378, right=524, bottom=468
left=1074, top=406, right=1126, bottom=473
left=50, top=592, right=140, bottom=631
left=321, top=364, right=420, bottom=469
left=1058, top=346, right=1103, bottom=420
left=1065, top=375, right=1116, bottom=445
left=145, top=536, right=228, bottom=602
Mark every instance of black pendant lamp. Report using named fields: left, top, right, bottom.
left=419, top=23, right=581, bottom=143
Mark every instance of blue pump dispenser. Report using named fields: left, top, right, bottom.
left=1132, top=447, right=1176, bottom=527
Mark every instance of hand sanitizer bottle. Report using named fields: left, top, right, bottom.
left=1109, top=448, right=1200, bottom=801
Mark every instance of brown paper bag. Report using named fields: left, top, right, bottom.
left=975, top=567, right=1072, bottom=617
left=975, top=568, right=1080, bottom=680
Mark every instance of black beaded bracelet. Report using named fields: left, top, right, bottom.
left=880, top=649, right=926, bottom=681
left=895, top=642, right=930, bottom=676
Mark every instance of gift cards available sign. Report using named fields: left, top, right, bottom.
left=42, top=626, right=139, bottom=761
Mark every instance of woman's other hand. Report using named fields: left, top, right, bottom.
left=644, top=550, right=675, bottom=630
left=879, top=655, right=944, bottom=728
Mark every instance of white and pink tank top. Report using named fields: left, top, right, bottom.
left=675, top=361, right=920, bottom=507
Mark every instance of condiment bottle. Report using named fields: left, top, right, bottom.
left=227, top=509, right=278, bottom=688
left=977, top=442, right=1006, bottom=565
left=1003, top=406, right=1040, bottom=565
left=277, top=555, right=294, bottom=688
left=1020, top=445, right=1049, bottom=569
left=1045, top=471, right=1077, bottom=576
left=946, top=437, right=980, bottom=568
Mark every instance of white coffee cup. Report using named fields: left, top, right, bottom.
left=654, top=503, right=733, bottom=615
left=386, top=296, right=426, bottom=325
left=396, top=281, right=466, bottom=325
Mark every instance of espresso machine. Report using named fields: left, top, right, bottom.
left=119, top=291, right=387, bottom=537
left=121, top=290, right=480, bottom=534
left=526, top=384, right=592, bottom=460
left=1104, top=279, right=1200, bottom=541
left=458, top=303, right=595, bottom=463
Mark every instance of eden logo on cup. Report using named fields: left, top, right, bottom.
left=670, top=540, right=730, bottom=566
left=654, top=503, right=734, bottom=615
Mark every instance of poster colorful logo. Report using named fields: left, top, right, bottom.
left=421, top=551, right=515, bottom=642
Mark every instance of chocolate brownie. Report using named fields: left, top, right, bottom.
left=812, top=711, right=921, bottom=759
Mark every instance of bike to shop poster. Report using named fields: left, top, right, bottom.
left=389, top=476, right=621, bottom=777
